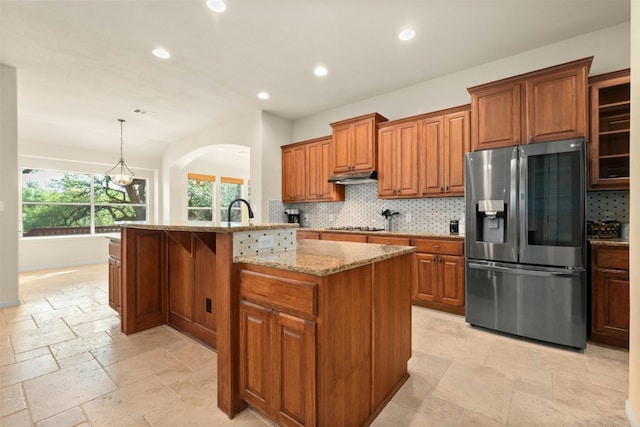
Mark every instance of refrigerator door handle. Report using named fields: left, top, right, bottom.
left=467, top=262, right=583, bottom=278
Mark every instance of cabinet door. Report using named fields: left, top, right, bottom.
left=306, top=142, right=322, bottom=200
left=443, top=110, right=470, bottom=195
left=108, top=257, right=121, bottom=314
left=414, top=253, right=438, bottom=302
left=377, top=126, right=396, bottom=197
left=331, top=124, right=351, bottom=173
left=419, top=117, right=444, bottom=195
left=239, top=301, right=272, bottom=414
left=167, top=237, right=194, bottom=323
left=320, top=233, right=368, bottom=243
left=273, top=312, right=316, bottom=427
left=396, top=121, right=419, bottom=197
left=525, top=65, right=588, bottom=143
left=282, top=146, right=306, bottom=202
left=351, top=117, right=376, bottom=172
left=471, top=83, right=521, bottom=151
left=592, top=268, right=629, bottom=345
left=439, top=255, right=465, bottom=307
left=317, top=138, right=342, bottom=200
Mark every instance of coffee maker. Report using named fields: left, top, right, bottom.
left=284, top=208, right=301, bottom=224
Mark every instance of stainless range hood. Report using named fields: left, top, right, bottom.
left=328, top=170, right=377, bottom=185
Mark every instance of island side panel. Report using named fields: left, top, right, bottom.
left=121, top=227, right=168, bottom=334
left=370, top=252, right=413, bottom=416
left=316, top=265, right=373, bottom=427
left=216, top=232, right=246, bottom=417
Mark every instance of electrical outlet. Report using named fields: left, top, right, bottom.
left=406, top=213, right=412, bottom=223
left=206, top=298, right=212, bottom=313
left=328, top=214, right=335, bottom=222
left=258, top=235, right=275, bottom=249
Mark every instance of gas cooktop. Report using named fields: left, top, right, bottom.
left=325, top=226, right=385, bottom=231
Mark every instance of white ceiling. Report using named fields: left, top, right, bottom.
left=0, top=0, right=630, bottom=159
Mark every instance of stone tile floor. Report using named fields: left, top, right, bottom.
left=0, top=264, right=630, bottom=426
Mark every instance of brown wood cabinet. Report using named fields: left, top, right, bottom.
left=330, top=113, right=387, bottom=174
left=378, top=120, right=419, bottom=198
left=282, top=144, right=306, bottom=202
left=296, top=230, right=320, bottom=240
left=419, top=106, right=470, bottom=197
left=306, top=137, right=345, bottom=201
left=411, top=238, right=465, bottom=315
left=591, top=244, right=629, bottom=348
left=319, top=232, right=368, bottom=243
left=238, top=253, right=412, bottom=426
left=468, top=57, right=592, bottom=151
left=108, top=237, right=122, bottom=315
left=588, top=69, right=631, bottom=190
left=282, top=137, right=344, bottom=203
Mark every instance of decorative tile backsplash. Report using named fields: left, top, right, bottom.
left=269, top=186, right=630, bottom=231
left=232, top=228, right=297, bottom=257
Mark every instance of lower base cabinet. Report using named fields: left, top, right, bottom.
left=591, top=244, right=629, bottom=348
left=107, top=238, right=122, bottom=315
left=412, top=238, right=465, bottom=315
left=240, top=301, right=316, bottom=426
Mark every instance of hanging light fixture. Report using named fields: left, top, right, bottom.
left=106, top=119, right=135, bottom=186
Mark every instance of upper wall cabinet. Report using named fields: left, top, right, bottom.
left=282, top=137, right=345, bottom=203
left=419, top=106, right=470, bottom=197
left=468, top=57, right=592, bottom=151
left=588, top=69, right=631, bottom=190
left=377, top=105, right=470, bottom=199
left=378, top=120, right=419, bottom=198
left=330, top=113, right=387, bottom=174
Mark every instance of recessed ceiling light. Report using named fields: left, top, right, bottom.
left=398, top=29, right=416, bottom=41
left=216, top=147, right=225, bottom=152
left=314, top=66, right=328, bottom=77
left=152, top=48, right=171, bottom=59
left=257, top=92, right=270, bottom=100
left=206, top=0, right=227, bottom=12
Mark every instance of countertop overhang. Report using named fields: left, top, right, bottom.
left=300, top=227, right=465, bottom=240
left=235, top=239, right=415, bottom=276
left=120, top=222, right=299, bottom=233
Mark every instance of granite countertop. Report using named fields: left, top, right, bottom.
left=235, top=239, right=416, bottom=276
left=589, top=238, right=629, bottom=247
left=299, top=227, right=464, bottom=240
left=120, top=222, right=299, bottom=233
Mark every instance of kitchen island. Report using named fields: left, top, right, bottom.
left=116, top=224, right=414, bottom=425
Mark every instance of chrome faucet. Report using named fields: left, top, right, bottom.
left=227, top=198, right=254, bottom=227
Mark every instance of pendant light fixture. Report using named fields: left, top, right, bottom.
left=106, top=119, right=135, bottom=186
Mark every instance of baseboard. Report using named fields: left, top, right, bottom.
left=0, top=299, right=21, bottom=308
left=627, top=400, right=640, bottom=427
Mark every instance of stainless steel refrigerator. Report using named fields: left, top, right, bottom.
left=464, top=138, right=587, bottom=349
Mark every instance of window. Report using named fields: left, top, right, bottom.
left=21, top=169, right=147, bottom=237
left=220, top=177, right=244, bottom=225
left=187, top=173, right=215, bottom=222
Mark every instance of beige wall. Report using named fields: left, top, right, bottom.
left=0, top=64, right=19, bottom=306
left=628, top=1, right=639, bottom=424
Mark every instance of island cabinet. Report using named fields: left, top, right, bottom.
left=418, top=106, right=470, bottom=197
left=591, top=244, right=630, bottom=348
left=237, top=249, right=413, bottom=426
left=468, top=57, right=592, bottom=151
left=412, top=238, right=465, bottom=315
left=588, top=69, right=631, bottom=190
left=377, top=119, right=419, bottom=198
left=107, top=237, right=122, bottom=315
left=330, top=113, right=387, bottom=174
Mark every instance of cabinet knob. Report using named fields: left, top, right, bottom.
left=434, top=245, right=440, bottom=249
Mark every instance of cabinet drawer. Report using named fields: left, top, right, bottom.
left=320, top=232, right=368, bottom=243
left=109, top=241, right=121, bottom=259
left=367, top=235, right=411, bottom=246
left=592, top=246, right=629, bottom=270
left=411, top=239, right=463, bottom=255
left=297, top=231, right=320, bottom=240
left=240, top=270, right=317, bottom=319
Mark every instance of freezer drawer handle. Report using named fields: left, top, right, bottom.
left=468, top=262, right=581, bottom=278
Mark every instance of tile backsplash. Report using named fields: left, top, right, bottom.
left=269, top=185, right=630, bottom=231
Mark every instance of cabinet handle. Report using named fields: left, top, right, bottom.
left=434, top=245, right=440, bottom=249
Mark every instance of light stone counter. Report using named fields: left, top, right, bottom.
left=235, top=239, right=415, bottom=276
left=121, top=222, right=299, bottom=234
left=300, top=227, right=464, bottom=240
left=589, top=238, right=629, bottom=247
